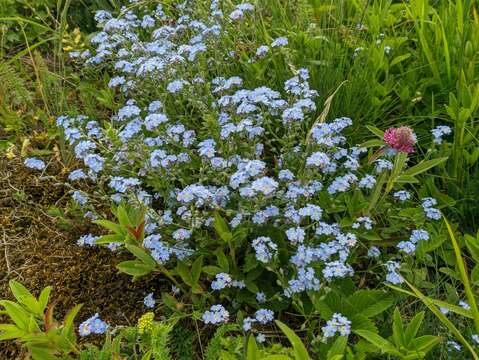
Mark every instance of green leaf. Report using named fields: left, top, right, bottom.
left=392, top=308, right=406, bottom=348
left=95, top=234, right=124, bottom=245
left=176, top=261, right=193, bottom=286
left=275, top=320, right=311, bottom=360
left=402, top=157, right=448, bottom=177
left=349, top=314, right=377, bottom=333
left=354, top=330, right=402, bottom=357
left=191, top=256, right=204, bottom=285
left=359, top=139, right=384, bottom=148
left=0, top=324, right=26, bottom=340
left=30, top=346, right=58, bottom=360
left=247, top=335, right=260, bottom=360
left=62, top=304, right=82, bottom=341
left=38, top=286, right=52, bottom=313
left=346, top=290, right=393, bottom=318
left=117, top=260, right=154, bottom=277
left=410, top=335, right=441, bottom=353
left=94, top=219, right=124, bottom=235
left=465, top=234, right=479, bottom=264
left=0, top=300, right=30, bottom=330
left=125, top=244, right=156, bottom=268
left=262, top=356, right=294, bottom=360
left=404, top=311, right=424, bottom=343
left=116, top=205, right=131, bottom=228
left=215, top=249, right=230, bottom=272
left=366, top=125, right=385, bottom=138
left=9, top=280, right=42, bottom=315
left=214, top=212, right=233, bottom=242
left=202, top=266, right=223, bottom=275
left=395, top=175, right=419, bottom=184
left=390, top=53, right=411, bottom=66
left=327, top=336, right=347, bottom=359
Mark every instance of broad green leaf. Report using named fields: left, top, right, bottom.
left=402, top=157, right=448, bottom=177
left=202, top=266, right=223, bottom=275
left=404, top=311, right=424, bottom=343
left=275, top=320, right=311, bottom=360
left=354, top=330, right=402, bottom=357
left=215, top=249, right=230, bottom=272
left=346, top=290, right=393, bottom=318
left=0, top=300, right=30, bottom=330
left=117, top=260, right=154, bottom=277
left=9, top=280, right=41, bottom=315
left=176, top=261, right=193, bottom=286
left=0, top=324, right=26, bottom=340
left=262, top=356, right=294, bottom=360
left=191, top=256, right=204, bottom=285
left=214, top=212, right=233, bottom=242
left=465, top=234, right=479, bottom=264
left=116, top=205, right=131, bottom=228
left=62, top=304, right=83, bottom=341
left=125, top=244, right=156, bottom=268
left=327, top=336, right=347, bottom=359
left=38, top=286, right=52, bottom=313
left=94, top=220, right=124, bottom=235
left=30, top=346, right=58, bottom=360
left=95, top=234, right=125, bottom=245
left=247, top=335, right=260, bottom=360
left=410, top=335, right=441, bottom=353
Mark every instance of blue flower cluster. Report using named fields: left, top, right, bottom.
left=58, top=0, right=444, bottom=329
left=322, top=313, right=351, bottom=338
left=202, top=304, right=229, bottom=324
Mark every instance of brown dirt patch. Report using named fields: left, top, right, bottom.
left=0, top=158, right=168, bottom=358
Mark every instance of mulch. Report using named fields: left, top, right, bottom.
left=0, top=158, right=168, bottom=359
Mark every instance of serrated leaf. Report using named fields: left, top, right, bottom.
left=346, top=290, right=393, bottom=318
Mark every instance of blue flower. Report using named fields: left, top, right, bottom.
left=144, top=293, right=155, bottom=308
left=431, top=125, right=452, bottom=144
left=252, top=236, right=277, bottom=263
left=24, top=157, right=45, bottom=170
left=72, top=191, right=88, bottom=206
left=271, top=37, right=288, bottom=47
